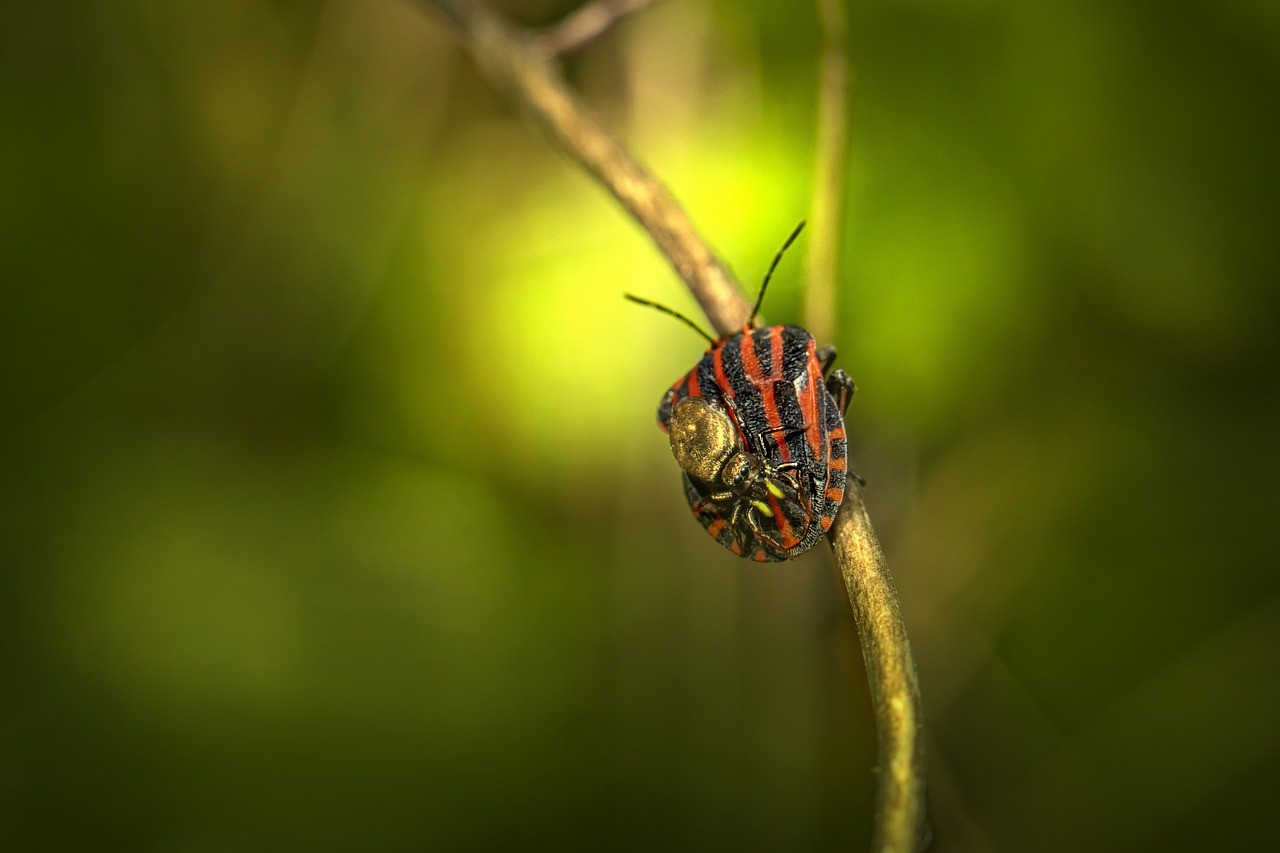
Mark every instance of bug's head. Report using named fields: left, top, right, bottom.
left=667, top=397, right=741, bottom=485
left=721, top=452, right=764, bottom=494
left=723, top=454, right=798, bottom=511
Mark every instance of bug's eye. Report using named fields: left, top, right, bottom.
left=722, top=455, right=751, bottom=488
left=725, top=454, right=765, bottom=490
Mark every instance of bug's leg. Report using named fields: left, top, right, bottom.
left=820, top=375, right=866, bottom=486
left=754, top=425, right=808, bottom=457
left=768, top=464, right=803, bottom=497
left=774, top=463, right=801, bottom=483
left=745, top=505, right=784, bottom=551
left=825, top=369, right=856, bottom=416
left=728, top=500, right=745, bottom=531
left=815, top=345, right=838, bottom=376
left=729, top=501, right=759, bottom=553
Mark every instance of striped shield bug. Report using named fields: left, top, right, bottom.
left=626, top=221, right=857, bottom=562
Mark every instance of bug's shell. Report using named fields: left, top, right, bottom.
left=657, top=325, right=848, bottom=562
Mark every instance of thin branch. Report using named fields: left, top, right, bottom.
left=414, top=2, right=928, bottom=849
left=829, top=482, right=930, bottom=852
left=536, top=0, right=657, bottom=57
left=804, top=0, right=849, bottom=345
left=806, top=3, right=929, bottom=848
left=418, top=0, right=749, bottom=336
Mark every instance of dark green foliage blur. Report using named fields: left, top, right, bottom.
left=2, top=0, right=1278, bottom=850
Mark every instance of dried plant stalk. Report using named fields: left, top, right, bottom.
left=415, top=1, right=928, bottom=848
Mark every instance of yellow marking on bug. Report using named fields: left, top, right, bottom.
left=765, top=480, right=785, bottom=499
left=751, top=500, right=774, bottom=518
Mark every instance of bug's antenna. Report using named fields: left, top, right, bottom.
left=624, top=294, right=717, bottom=345
left=748, top=220, right=807, bottom=327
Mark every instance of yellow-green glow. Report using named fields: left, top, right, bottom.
left=3, top=1, right=1273, bottom=849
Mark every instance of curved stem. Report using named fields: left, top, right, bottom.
left=807, top=4, right=929, bottom=846
left=414, top=2, right=928, bottom=848
left=419, top=0, right=749, bottom=336
left=828, top=482, right=929, bottom=852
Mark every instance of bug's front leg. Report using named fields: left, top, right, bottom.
left=825, top=369, right=856, bottom=416
left=744, top=504, right=785, bottom=551
left=815, top=346, right=856, bottom=414
left=815, top=345, right=838, bottom=376
left=766, top=465, right=804, bottom=501
left=727, top=499, right=744, bottom=531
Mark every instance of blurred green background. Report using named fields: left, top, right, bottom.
left=3, top=0, right=1278, bottom=850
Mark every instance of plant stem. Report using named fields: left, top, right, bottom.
left=804, top=0, right=850, bottom=345
left=420, top=0, right=748, bottom=336
left=415, top=2, right=928, bottom=848
left=829, top=481, right=929, bottom=852
left=807, top=4, right=929, bottom=845
left=535, top=0, right=657, bottom=57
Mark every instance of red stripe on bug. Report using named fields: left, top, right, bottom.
left=706, top=517, right=725, bottom=538
left=738, top=331, right=761, bottom=379
left=712, top=344, right=731, bottom=398
left=768, top=492, right=801, bottom=550
left=753, top=549, right=768, bottom=562
left=802, top=339, right=823, bottom=457
left=826, top=486, right=844, bottom=503
left=828, top=425, right=846, bottom=440
left=829, top=456, right=847, bottom=470
left=741, top=332, right=791, bottom=464
left=687, top=365, right=701, bottom=397
left=770, top=328, right=784, bottom=380
left=820, top=515, right=834, bottom=529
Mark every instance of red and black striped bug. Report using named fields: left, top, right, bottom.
left=626, top=222, right=857, bottom=562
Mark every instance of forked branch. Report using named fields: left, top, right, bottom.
left=419, top=0, right=747, bottom=335
left=414, top=1, right=927, bottom=849
left=536, top=0, right=658, bottom=56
